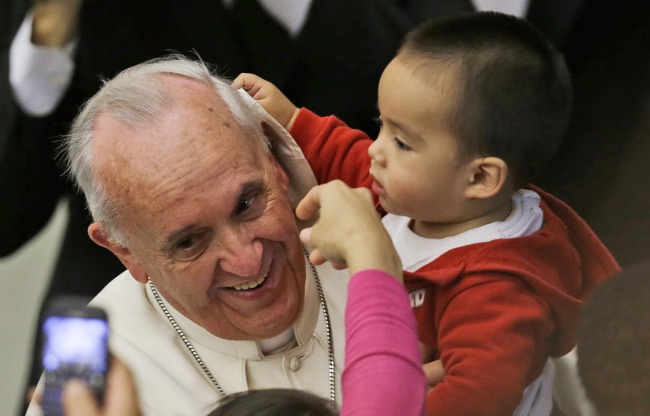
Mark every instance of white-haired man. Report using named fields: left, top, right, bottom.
left=26, top=56, right=349, bottom=416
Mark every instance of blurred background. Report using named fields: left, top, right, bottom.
left=1, top=0, right=648, bottom=415
left=0, top=201, right=67, bottom=415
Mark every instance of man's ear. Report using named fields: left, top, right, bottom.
left=464, top=157, right=508, bottom=199
left=88, top=223, right=149, bottom=284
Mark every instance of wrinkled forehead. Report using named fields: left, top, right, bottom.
left=91, top=82, right=268, bottom=213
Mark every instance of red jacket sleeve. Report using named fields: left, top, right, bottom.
left=426, top=275, right=554, bottom=416
left=290, top=108, right=374, bottom=189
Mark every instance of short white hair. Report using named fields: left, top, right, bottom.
left=64, top=54, right=268, bottom=246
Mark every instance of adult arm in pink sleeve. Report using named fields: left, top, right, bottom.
left=340, top=270, right=426, bottom=416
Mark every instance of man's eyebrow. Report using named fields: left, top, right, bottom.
left=238, top=179, right=267, bottom=198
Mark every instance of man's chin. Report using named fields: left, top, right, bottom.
left=215, top=318, right=298, bottom=341
left=207, top=296, right=303, bottom=341
left=248, top=302, right=302, bottom=339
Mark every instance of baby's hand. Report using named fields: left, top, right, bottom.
left=423, top=360, right=445, bottom=393
left=419, top=342, right=445, bottom=392
left=232, top=73, right=300, bottom=130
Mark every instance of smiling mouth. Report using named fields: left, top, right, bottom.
left=231, top=273, right=268, bottom=291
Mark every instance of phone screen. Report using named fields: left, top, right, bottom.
left=41, top=298, right=109, bottom=416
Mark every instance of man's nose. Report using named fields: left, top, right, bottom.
left=217, top=231, right=263, bottom=277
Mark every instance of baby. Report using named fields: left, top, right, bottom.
left=235, top=11, right=619, bottom=416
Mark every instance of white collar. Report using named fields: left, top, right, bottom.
left=384, top=189, right=544, bottom=272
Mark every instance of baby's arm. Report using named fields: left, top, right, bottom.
left=428, top=277, right=554, bottom=416
left=233, top=73, right=374, bottom=191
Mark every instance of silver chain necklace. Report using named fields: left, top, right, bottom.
left=148, top=246, right=336, bottom=402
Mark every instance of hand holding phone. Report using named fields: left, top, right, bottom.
left=40, top=296, right=109, bottom=416
left=62, top=356, right=140, bottom=416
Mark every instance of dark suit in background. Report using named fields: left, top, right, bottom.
left=1, top=0, right=475, bottom=295
left=536, top=0, right=650, bottom=267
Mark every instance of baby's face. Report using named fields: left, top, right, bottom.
left=369, top=57, right=474, bottom=235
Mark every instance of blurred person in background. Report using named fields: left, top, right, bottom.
left=577, top=262, right=650, bottom=416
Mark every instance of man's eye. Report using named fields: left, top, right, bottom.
left=175, top=235, right=200, bottom=251
left=234, top=191, right=267, bottom=220
left=394, top=138, right=412, bottom=151
left=170, top=233, right=209, bottom=262
left=236, top=196, right=255, bottom=214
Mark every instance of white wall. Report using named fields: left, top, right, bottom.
left=0, top=201, right=68, bottom=416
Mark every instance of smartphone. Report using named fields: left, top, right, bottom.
left=40, top=296, right=109, bottom=416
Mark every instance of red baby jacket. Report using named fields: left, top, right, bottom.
left=290, top=108, right=620, bottom=416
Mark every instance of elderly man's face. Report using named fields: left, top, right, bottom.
left=89, top=76, right=306, bottom=340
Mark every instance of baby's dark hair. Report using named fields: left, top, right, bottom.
left=577, top=262, right=650, bottom=416
left=208, top=389, right=338, bottom=416
left=399, top=11, right=572, bottom=187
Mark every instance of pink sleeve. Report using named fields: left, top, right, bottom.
left=340, top=270, right=426, bottom=416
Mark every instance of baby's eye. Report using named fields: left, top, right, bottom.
left=373, top=117, right=383, bottom=130
left=394, top=138, right=412, bottom=151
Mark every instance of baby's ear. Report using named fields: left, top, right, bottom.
left=464, top=157, right=509, bottom=199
